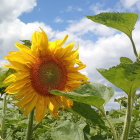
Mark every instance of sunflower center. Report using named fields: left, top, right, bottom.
left=31, top=56, right=67, bottom=96
left=39, top=61, right=62, bottom=85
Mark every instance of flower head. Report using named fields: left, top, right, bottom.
left=4, top=28, right=88, bottom=122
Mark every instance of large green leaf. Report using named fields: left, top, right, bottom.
left=87, top=12, right=138, bottom=37
left=0, top=68, right=15, bottom=88
left=74, top=83, right=114, bottom=105
left=51, top=83, right=114, bottom=109
left=51, top=120, right=85, bottom=140
left=98, top=62, right=140, bottom=94
left=68, top=102, right=106, bottom=129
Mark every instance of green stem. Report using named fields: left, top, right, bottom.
left=100, top=109, right=118, bottom=140
left=121, top=92, right=134, bottom=140
left=129, top=36, right=138, bottom=59
left=25, top=109, right=34, bottom=140
left=1, top=94, right=7, bottom=139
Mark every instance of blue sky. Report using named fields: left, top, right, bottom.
left=1, top=0, right=140, bottom=109
left=20, top=0, right=124, bottom=30
left=19, top=0, right=140, bottom=42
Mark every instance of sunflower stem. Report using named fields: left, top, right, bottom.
left=25, top=109, right=34, bottom=140
left=100, top=109, right=118, bottom=140
left=129, top=36, right=138, bottom=60
left=1, top=94, right=7, bottom=139
left=121, top=91, right=135, bottom=140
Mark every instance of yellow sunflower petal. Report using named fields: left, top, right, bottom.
left=49, top=97, right=59, bottom=117
left=15, top=86, right=34, bottom=99
left=15, top=92, right=35, bottom=107
left=35, top=95, right=47, bottom=122
left=62, top=43, right=75, bottom=57
left=67, top=72, right=88, bottom=82
left=24, top=94, right=38, bottom=115
left=14, top=72, right=30, bottom=81
left=31, top=28, right=48, bottom=56
left=6, top=53, right=33, bottom=66
left=66, top=98, right=73, bottom=108
left=59, top=35, right=68, bottom=46
left=2, top=64, right=18, bottom=71
left=60, top=96, right=70, bottom=108
left=4, top=74, right=16, bottom=84
left=5, top=78, right=31, bottom=93
left=15, top=43, right=30, bottom=51
left=8, top=61, right=30, bottom=71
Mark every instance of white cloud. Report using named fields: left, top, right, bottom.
left=0, top=0, right=36, bottom=22
left=90, top=3, right=112, bottom=14
left=54, top=17, right=64, bottom=23
left=0, top=0, right=37, bottom=59
left=66, top=6, right=83, bottom=12
left=0, top=60, right=8, bottom=68
left=78, top=33, right=134, bottom=82
left=121, top=0, right=140, bottom=10
left=0, top=0, right=56, bottom=60
left=66, top=18, right=116, bottom=37
left=0, top=19, right=55, bottom=59
left=122, top=0, right=140, bottom=8
left=105, top=91, right=126, bottom=110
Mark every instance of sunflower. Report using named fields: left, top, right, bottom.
left=4, top=28, right=88, bottom=122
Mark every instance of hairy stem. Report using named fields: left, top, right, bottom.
left=129, top=36, right=138, bottom=59
left=121, top=92, right=134, bottom=140
left=25, top=109, right=34, bottom=140
left=100, top=109, right=118, bottom=140
left=1, top=94, right=7, bottom=139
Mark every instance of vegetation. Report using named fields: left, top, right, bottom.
left=0, top=12, right=140, bottom=140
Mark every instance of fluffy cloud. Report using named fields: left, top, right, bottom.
left=66, top=6, right=83, bottom=12
left=0, top=19, right=54, bottom=59
left=78, top=33, right=135, bottom=82
left=54, top=17, right=64, bottom=23
left=66, top=18, right=116, bottom=37
left=0, top=0, right=54, bottom=61
left=0, top=0, right=36, bottom=22
left=89, top=3, right=112, bottom=14
left=121, top=0, right=140, bottom=10
left=105, top=91, right=126, bottom=110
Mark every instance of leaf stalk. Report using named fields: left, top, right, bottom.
left=129, top=36, right=138, bottom=59
left=100, top=109, right=118, bottom=140
left=121, top=91, right=135, bottom=140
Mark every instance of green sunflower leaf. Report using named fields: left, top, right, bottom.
left=20, top=40, right=32, bottom=48
left=51, top=83, right=114, bottom=110
left=87, top=12, right=138, bottom=37
left=97, top=62, right=140, bottom=94
left=68, top=102, right=106, bottom=129
left=120, top=57, right=133, bottom=64
left=51, top=120, right=85, bottom=140
left=0, top=68, right=15, bottom=88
